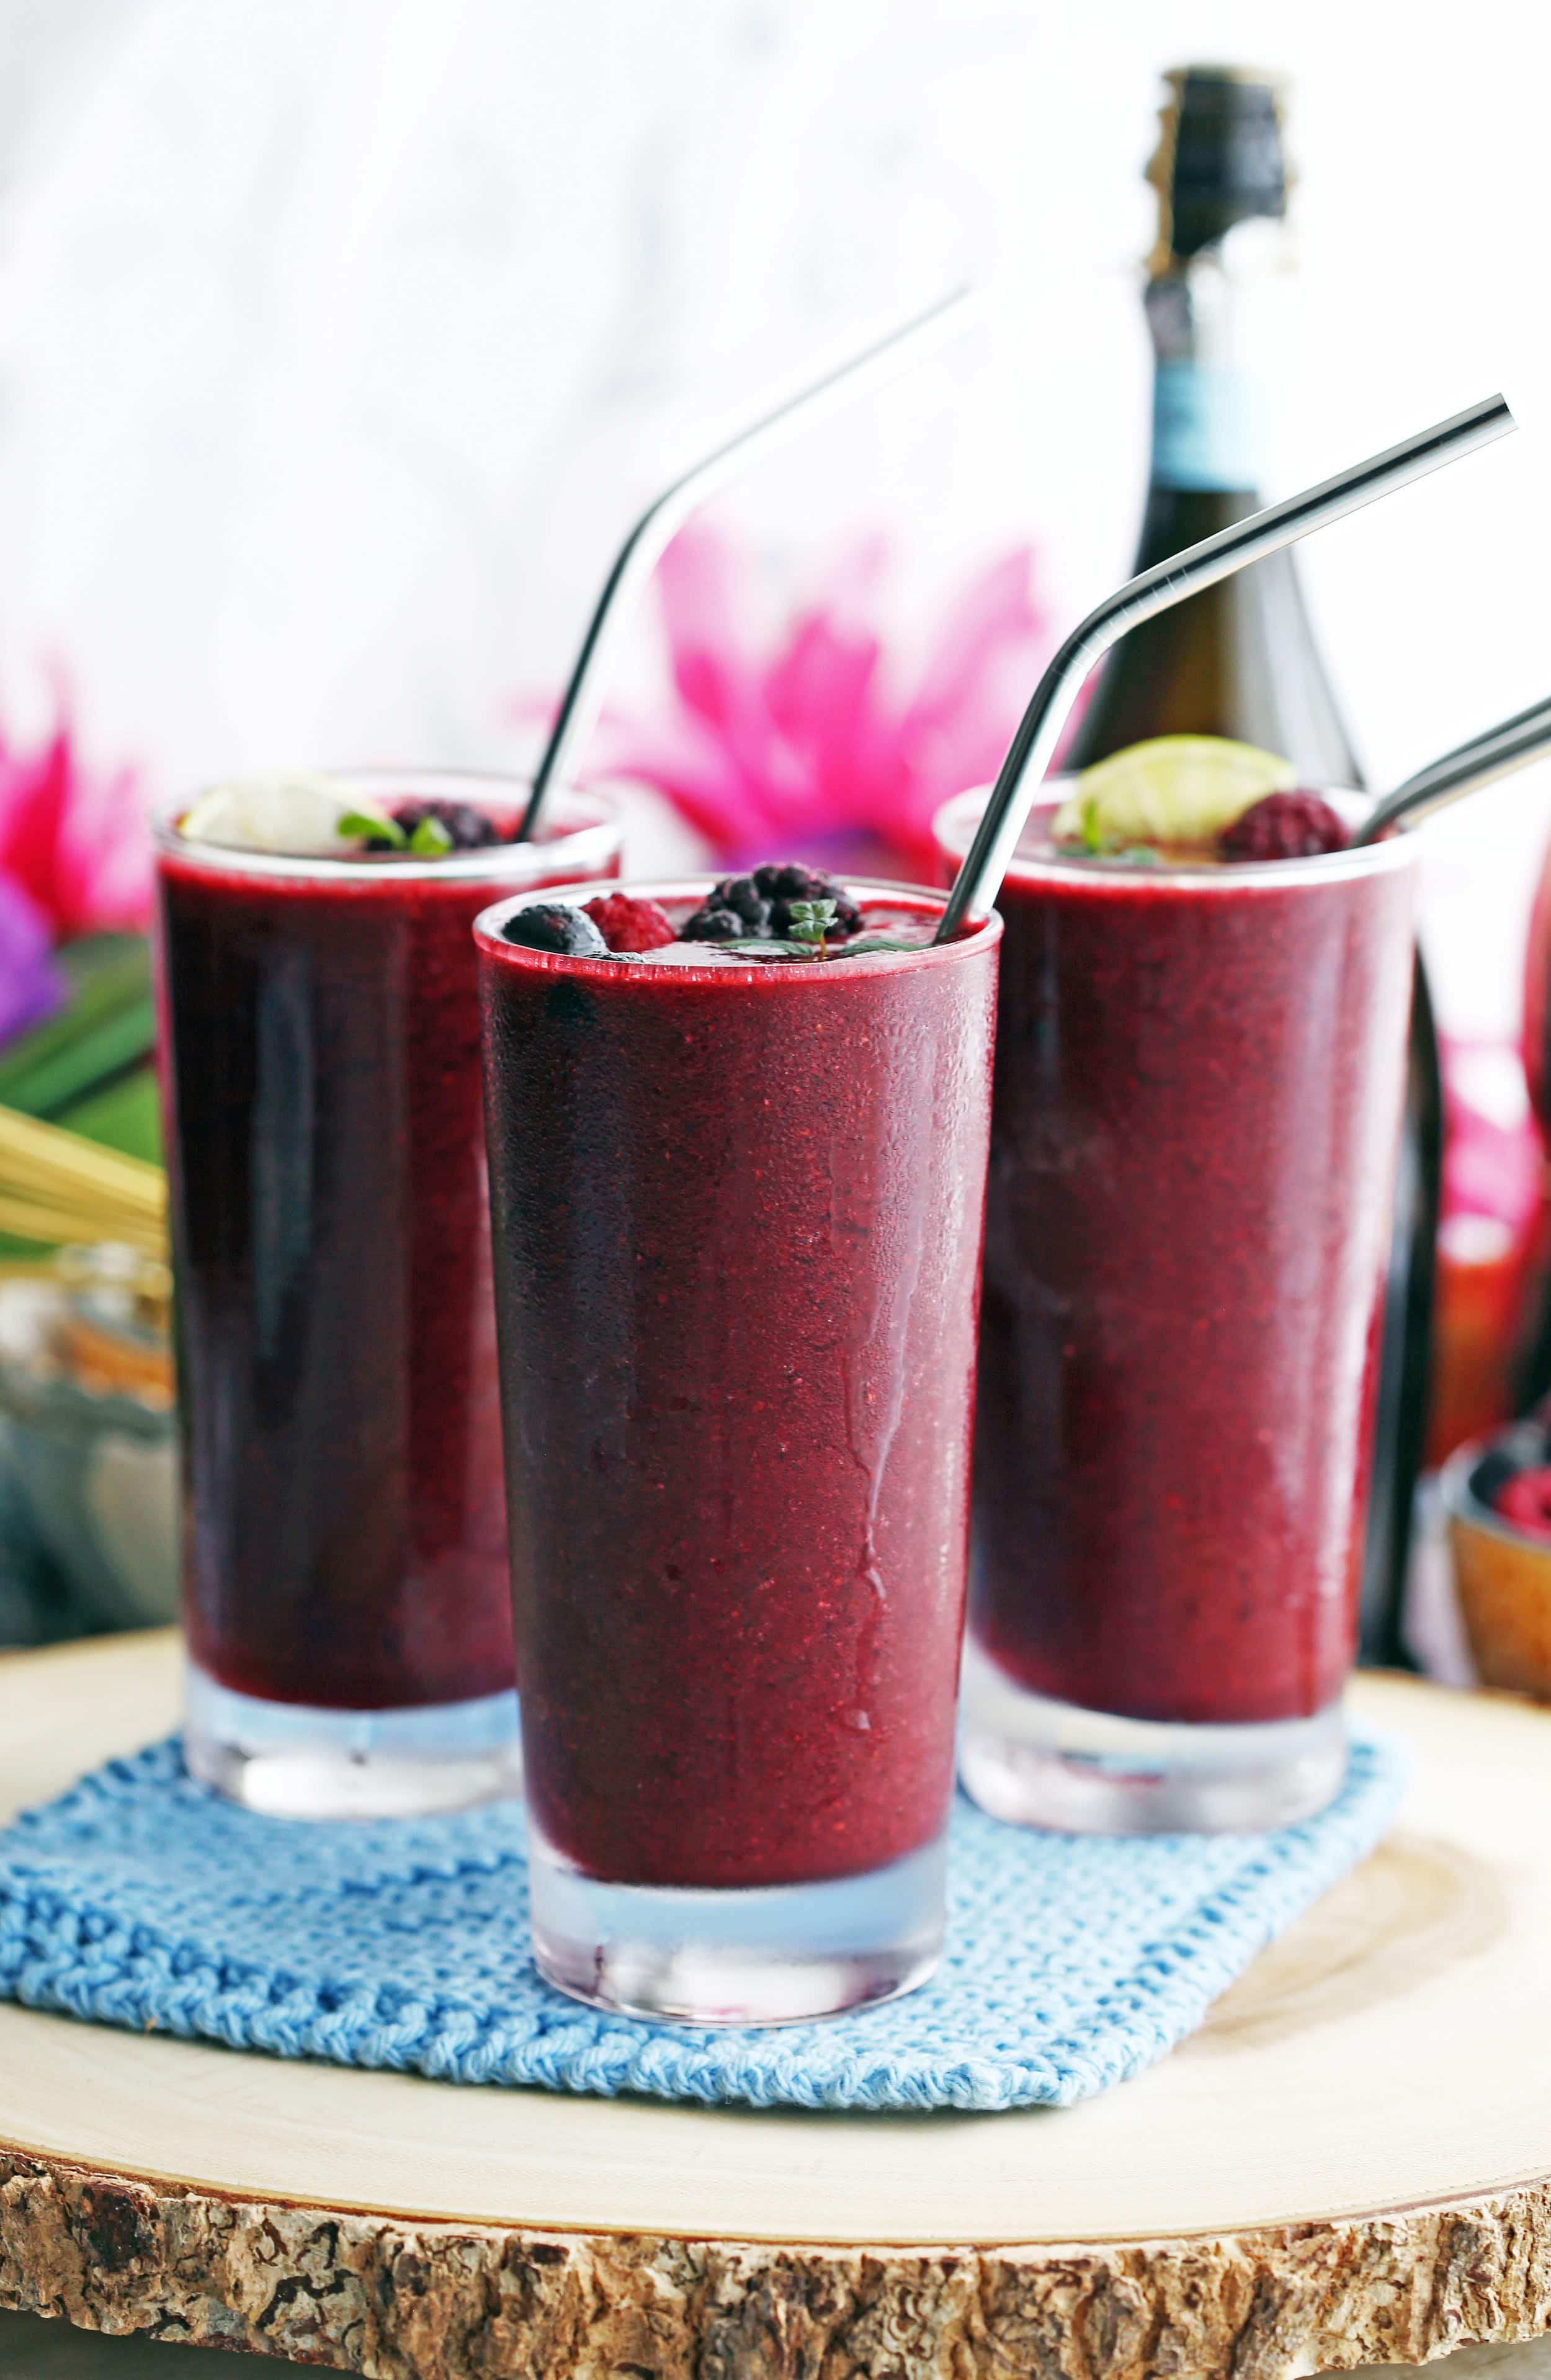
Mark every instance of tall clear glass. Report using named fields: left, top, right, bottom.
left=934, top=789, right=1418, bottom=1832
left=476, top=879, right=999, bottom=2023
left=154, top=774, right=622, bottom=1817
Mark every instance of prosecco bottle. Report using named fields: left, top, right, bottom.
left=1065, top=65, right=1439, bottom=1668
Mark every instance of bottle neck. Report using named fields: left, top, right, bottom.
left=1145, top=230, right=1280, bottom=496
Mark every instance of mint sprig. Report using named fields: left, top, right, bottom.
left=708, top=931, right=923, bottom=962
left=337, top=807, right=405, bottom=849
left=787, top=897, right=839, bottom=954
left=336, top=807, right=454, bottom=857
left=1057, top=841, right=1165, bottom=868
left=719, top=938, right=821, bottom=959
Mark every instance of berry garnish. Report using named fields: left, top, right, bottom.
left=1493, top=1467, right=1551, bottom=1544
left=681, top=901, right=758, bottom=942
left=1218, top=792, right=1351, bottom=863
left=338, top=797, right=496, bottom=856
left=584, top=892, right=677, bottom=953
left=1054, top=736, right=1295, bottom=853
left=391, top=798, right=499, bottom=852
left=753, top=862, right=862, bottom=940
left=679, top=862, right=861, bottom=945
left=681, top=874, right=773, bottom=939
left=501, top=902, right=609, bottom=957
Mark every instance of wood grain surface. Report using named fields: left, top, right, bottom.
left=0, top=1633, right=1549, bottom=2376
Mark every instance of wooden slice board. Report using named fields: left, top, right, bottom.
left=2, top=1632, right=1551, bottom=2378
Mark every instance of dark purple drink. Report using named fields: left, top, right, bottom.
left=477, top=877, right=999, bottom=2021
left=934, top=789, right=1418, bottom=1832
left=155, top=774, right=621, bottom=1816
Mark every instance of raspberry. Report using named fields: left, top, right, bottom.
left=389, top=797, right=499, bottom=850
left=501, top=901, right=608, bottom=957
left=1218, top=792, right=1351, bottom=863
left=1494, top=1467, right=1551, bottom=1543
left=584, top=893, right=677, bottom=953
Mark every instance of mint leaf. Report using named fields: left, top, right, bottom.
left=787, top=897, right=838, bottom=952
left=338, top=807, right=405, bottom=849
left=408, top=814, right=454, bottom=856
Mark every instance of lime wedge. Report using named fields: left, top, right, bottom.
left=179, top=777, right=365, bottom=856
left=1052, top=736, right=1297, bottom=851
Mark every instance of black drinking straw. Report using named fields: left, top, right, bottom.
left=936, top=394, right=1517, bottom=941
left=519, top=285, right=981, bottom=843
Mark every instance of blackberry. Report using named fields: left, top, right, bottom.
left=1218, top=792, right=1351, bottom=863
left=751, top=862, right=862, bottom=939
left=679, top=874, right=777, bottom=941
left=502, top=902, right=609, bottom=957
left=711, top=874, right=773, bottom=929
left=679, top=904, right=752, bottom=942
left=389, top=797, right=499, bottom=851
left=679, top=861, right=863, bottom=944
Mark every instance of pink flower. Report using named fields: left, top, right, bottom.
left=589, top=528, right=1053, bottom=878
left=0, top=704, right=151, bottom=939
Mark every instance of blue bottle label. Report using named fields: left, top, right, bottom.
left=1150, top=360, right=1259, bottom=491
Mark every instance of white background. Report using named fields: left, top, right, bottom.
left=0, top=0, right=1544, bottom=1032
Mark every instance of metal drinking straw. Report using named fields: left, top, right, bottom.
left=1355, top=690, right=1551, bottom=844
left=935, top=392, right=1517, bottom=941
left=519, top=284, right=981, bottom=842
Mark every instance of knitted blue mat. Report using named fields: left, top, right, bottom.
left=0, top=1732, right=1405, bottom=2113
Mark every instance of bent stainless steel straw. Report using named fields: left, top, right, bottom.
left=1356, top=690, right=1551, bottom=844
left=935, top=393, right=1517, bottom=941
left=519, top=284, right=981, bottom=841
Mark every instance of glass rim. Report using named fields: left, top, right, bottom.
left=151, top=769, right=621, bottom=885
left=931, top=781, right=1420, bottom=893
left=473, top=874, right=1003, bottom=982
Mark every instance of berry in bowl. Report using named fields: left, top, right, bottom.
left=1442, top=1414, right=1551, bottom=1698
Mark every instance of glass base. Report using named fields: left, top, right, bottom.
left=958, top=1638, right=1347, bottom=1833
left=183, top=1662, right=522, bottom=1818
left=528, top=1829, right=947, bottom=2026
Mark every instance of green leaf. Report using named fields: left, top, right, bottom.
left=0, top=935, right=154, bottom=1120
left=57, top=1063, right=163, bottom=1164
left=718, top=938, right=821, bottom=960
left=337, top=807, right=405, bottom=848
left=2, top=997, right=158, bottom=1119
left=408, top=813, right=454, bottom=856
left=787, top=897, right=839, bottom=949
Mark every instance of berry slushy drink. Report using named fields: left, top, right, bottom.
left=155, top=773, right=621, bottom=1816
left=477, top=869, right=999, bottom=2021
left=935, top=753, right=1418, bottom=1830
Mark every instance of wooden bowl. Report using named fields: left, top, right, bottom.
left=1443, top=1429, right=1551, bottom=1697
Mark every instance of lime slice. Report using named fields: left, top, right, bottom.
left=179, top=777, right=365, bottom=856
left=1052, top=736, right=1297, bottom=851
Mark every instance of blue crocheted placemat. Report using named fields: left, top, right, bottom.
left=0, top=1732, right=1404, bottom=2112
